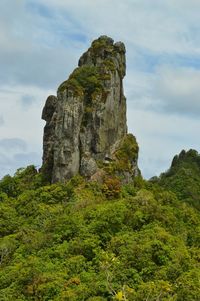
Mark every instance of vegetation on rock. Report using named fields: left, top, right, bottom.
left=58, top=66, right=104, bottom=97
left=114, top=134, right=139, bottom=172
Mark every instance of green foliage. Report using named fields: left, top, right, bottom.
left=116, top=134, right=139, bottom=161
left=102, top=177, right=121, bottom=199
left=91, top=38, right=111, bottom=52
left=70, top=66, right=103, bottom=95
left=58, top=65, right=103, bottom=97
left=114, top=134, right=139, bottom=172
left=175, top=269, right=200, bottom=300
left=154, top=149, right=200, bottom=209
left=100, top=134, right=140, bottom=183
left=0, top=164, right=200, bottom=300
left=0, top=165, right=46, bottom=198
left=90, top=37, right=120, bottom=75
left=0, top=174, right=19, bottom=198
left=103, top=59, right=115, bottom=72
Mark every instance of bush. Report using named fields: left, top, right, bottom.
left=102, top=177, right=121, bottom=199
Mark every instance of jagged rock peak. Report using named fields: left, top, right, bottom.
left=171, top=149, right=200, bottom=168
left=41, top=95, right=58, bottom=180
left=78, top=35, right=126, bottom=77
left=41, top=36, right=140, bottom=183
left=42, top=95, right=57, bottom=122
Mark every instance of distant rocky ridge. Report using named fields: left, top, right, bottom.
left=41, top=36, right=140, bottom=183
left=151, top=149, right=200, bottom=210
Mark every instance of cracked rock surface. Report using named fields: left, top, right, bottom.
left=42, top=36, right=140, bottom=183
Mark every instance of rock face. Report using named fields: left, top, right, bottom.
left=42, top=36, right=140, bottom=183
left=41, top=95, right=57, bottom=181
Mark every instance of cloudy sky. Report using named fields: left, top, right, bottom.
left=1, top=0, right=200, bottom=179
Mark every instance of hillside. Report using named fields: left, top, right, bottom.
left=0, top=166, right=200, bottom=300
left=152, top=149, right=200, bottom=210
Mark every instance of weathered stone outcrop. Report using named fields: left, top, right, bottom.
left=42, top=95, right=57, bottom=181
left=42, top=36, right=140, bottom=183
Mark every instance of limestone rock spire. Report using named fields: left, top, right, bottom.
left=42, top=36, right=140, bottom=183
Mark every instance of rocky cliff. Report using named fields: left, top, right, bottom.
left=42, top=36, right=140, bottom=183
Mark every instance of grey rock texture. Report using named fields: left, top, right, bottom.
left=42, top=95, right=57, bottom=181
left=41, top=36, right=140, bottom=183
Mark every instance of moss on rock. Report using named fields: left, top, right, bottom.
left=97, top=134, right=140, bottom=183
left=115, top=134, right=139, bottom=165
left=58, top=65, right=104, bottom=97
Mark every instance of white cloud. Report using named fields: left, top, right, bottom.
left=156, top=66, right=200, bottom=116
left=0, top=138, right=27, bottom=152
left=0, top=84, right=55, bottom=178
left=126, top=66, right=200, bottom=117
left=128, top=108, right=200, bottom=178
left=0, top=116, right=4, bottom=126
left=0, top=0, right=85, bottom=88
left=0, top=151, right=41, bottom=179
left=0, top=84, right=54, bottom=146
left=38, top=0, right=200, bottom=55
